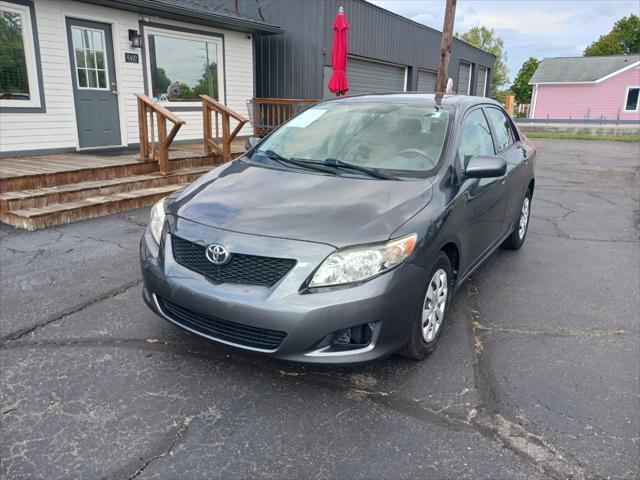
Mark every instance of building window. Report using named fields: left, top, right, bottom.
left=71, top=26, right=109, bottom=89
left=624, top=87, right=639, bottom=111
left=147, top=31, right=222, bottom=103
left=0, top=1, right=41, bottom=108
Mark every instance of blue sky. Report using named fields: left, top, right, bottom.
left=369, top=0, right=639, bottom=82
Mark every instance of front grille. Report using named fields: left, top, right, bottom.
left=158, top=297, right=287, bottom=350
left=172, top=235, right=296, bottom=287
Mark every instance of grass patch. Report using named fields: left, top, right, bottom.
left=524, top=132, right=640, bottom=142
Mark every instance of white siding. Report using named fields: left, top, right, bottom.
left=0, top=0, right=254, bottom=155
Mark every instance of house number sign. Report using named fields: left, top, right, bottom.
left=125, top=53, right=139, bottom=63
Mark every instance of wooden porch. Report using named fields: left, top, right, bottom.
left=0, top=140, right=245, bottom=231
left=1, top=95, right=315, bottom=231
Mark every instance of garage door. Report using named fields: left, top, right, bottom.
left=457, top=61, right=472, bottom=95
left=417, top=70, right=437, bottom=93
left=346, top=57, right=405, bottom=96
left=476, top=66, right=488, bottom=96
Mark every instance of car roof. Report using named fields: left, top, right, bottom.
left=322, top=93, right=500, bottom=110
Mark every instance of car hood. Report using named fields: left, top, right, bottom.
left=168, top=160, right=433, bottom=248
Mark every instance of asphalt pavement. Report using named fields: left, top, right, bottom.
left=1, top=138, right=639, bottom=479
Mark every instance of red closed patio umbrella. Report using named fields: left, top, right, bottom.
left=328, top=6, right=350, bottom=96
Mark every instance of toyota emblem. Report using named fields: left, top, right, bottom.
left=205, top=244, right=231, bottom=265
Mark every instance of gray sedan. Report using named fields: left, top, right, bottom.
left=140, top=93, right=535, bottom=364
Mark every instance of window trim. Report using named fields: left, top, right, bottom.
left=0, top=0, right=45, bottom=112
left=623, top=86, right=640, bottom=112
left=70, top=25, right=110, bottom=91
left=142, top=23, right=225, bottom=109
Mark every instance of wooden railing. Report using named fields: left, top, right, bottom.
left=201, top=95, right=249, bottom=162
left=249, top=98, right=318, bottom=136
left=136, top=93, right=185, bottom=174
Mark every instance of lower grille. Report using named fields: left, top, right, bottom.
left=172, top=235, right=296, bottom=287
left=157, top=297, right=287, bottom=351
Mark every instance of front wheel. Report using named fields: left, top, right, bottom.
left=399, top=251, right=453, bottom=360
left=501, top=190, right=532, bottom=250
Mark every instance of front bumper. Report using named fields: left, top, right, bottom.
left=140, top=217, right=426, bottom=364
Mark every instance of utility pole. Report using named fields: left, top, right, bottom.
left=436, top=0, right=457, bottom=93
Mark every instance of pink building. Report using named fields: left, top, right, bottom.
left=529, top=55, right=640, bottom=122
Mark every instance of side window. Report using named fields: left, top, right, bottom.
left=458, top=109, right=495, bottom=170
left=485, top=108, right=516, bottom=152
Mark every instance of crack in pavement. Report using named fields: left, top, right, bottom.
left=0, top=280, right=142, bottom=344
left=471, top=321, right=637, bottom=339
left=3, top=330, right=604, bottom=479
left=114, top=213, right=149, bottom=228
left=463, top=279, right=604, bottom=480
left=103, top=408, right=219, bottom=480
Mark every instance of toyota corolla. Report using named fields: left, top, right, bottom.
left=140, top=93, right=535, bottom=364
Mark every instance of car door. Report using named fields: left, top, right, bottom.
left=483, top=106, right=530, bottom=232
left=457, top=108, right=507, bottom=274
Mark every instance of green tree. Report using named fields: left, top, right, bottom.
left=0, top=11, right=30, bottom=97
left=456, top=26, right=509, bottom=98
left=584, top=14, right=640, bottom=56
left=193, top=63, right=218, bottom=100
left=511, top=57, right=539, bottom=104
left=153, top=67, right=171, bottom=96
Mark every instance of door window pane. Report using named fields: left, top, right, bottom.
left=0, top=10, right=31, bottom=100
left=97, top=70, right=106, bottom=88
left=75, top=49, right=85, bottom=68
left=458, top=109, right=495, bottom=170
left=87, top=69, right=97, bottom=88
left=95, top=51, right=104, bottom=69
left=485, top=107, right=516, bottom=152
left=150, top=34, right=219, bottom=101
left=77, top=68, right=87, bottom=87
left=71, top=26, right=108, bottom=90
left=92, top=30, right=103, bottom=50
left=625, top=88, right=639, bottom=111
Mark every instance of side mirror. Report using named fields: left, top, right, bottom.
left=245, top=136, right=260, bottom=151
left=465, top=155, right=507, bottom=178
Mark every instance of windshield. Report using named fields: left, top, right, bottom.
left=255, top=101, right=451, bottom=178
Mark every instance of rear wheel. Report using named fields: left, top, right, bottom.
left=501, top=190, right=531, bottom=250
left=399, top=251, right=452, bottom=360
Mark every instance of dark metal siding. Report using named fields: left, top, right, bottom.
left=212, top=0, right=495, bottom=99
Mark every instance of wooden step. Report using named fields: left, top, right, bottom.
left=1, top=184, right=186, bottom=231
left=0, top=166, right=212, bottom=211
left=0, top=154, right=225, bottom=193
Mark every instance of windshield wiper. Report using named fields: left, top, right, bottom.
left=322, top=158, right=397, bottom=180
left=261, top=150, right=336, bottom=174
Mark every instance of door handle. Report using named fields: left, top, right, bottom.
left=111, top=90, right=119, bottom=95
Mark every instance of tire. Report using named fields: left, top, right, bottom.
left=501, top=189, right=532, bottom=250
left=399, top=251, right=453, bottom=360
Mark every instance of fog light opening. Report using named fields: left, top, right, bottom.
left=319, top=322, right=376, bottom=352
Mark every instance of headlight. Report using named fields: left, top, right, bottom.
left=149, top=198, right=166, bottom=244
left=309, top=234, right=417, bottom=288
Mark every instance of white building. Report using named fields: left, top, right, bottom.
left=0, top=0, right=280, bottom=157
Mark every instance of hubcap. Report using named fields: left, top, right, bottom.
left=422, top=269, right=448, bottom=343
left=518, top=196, right=530, bottom=240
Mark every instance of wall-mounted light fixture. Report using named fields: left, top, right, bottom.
left=128, top=29, right=142, bottom=48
